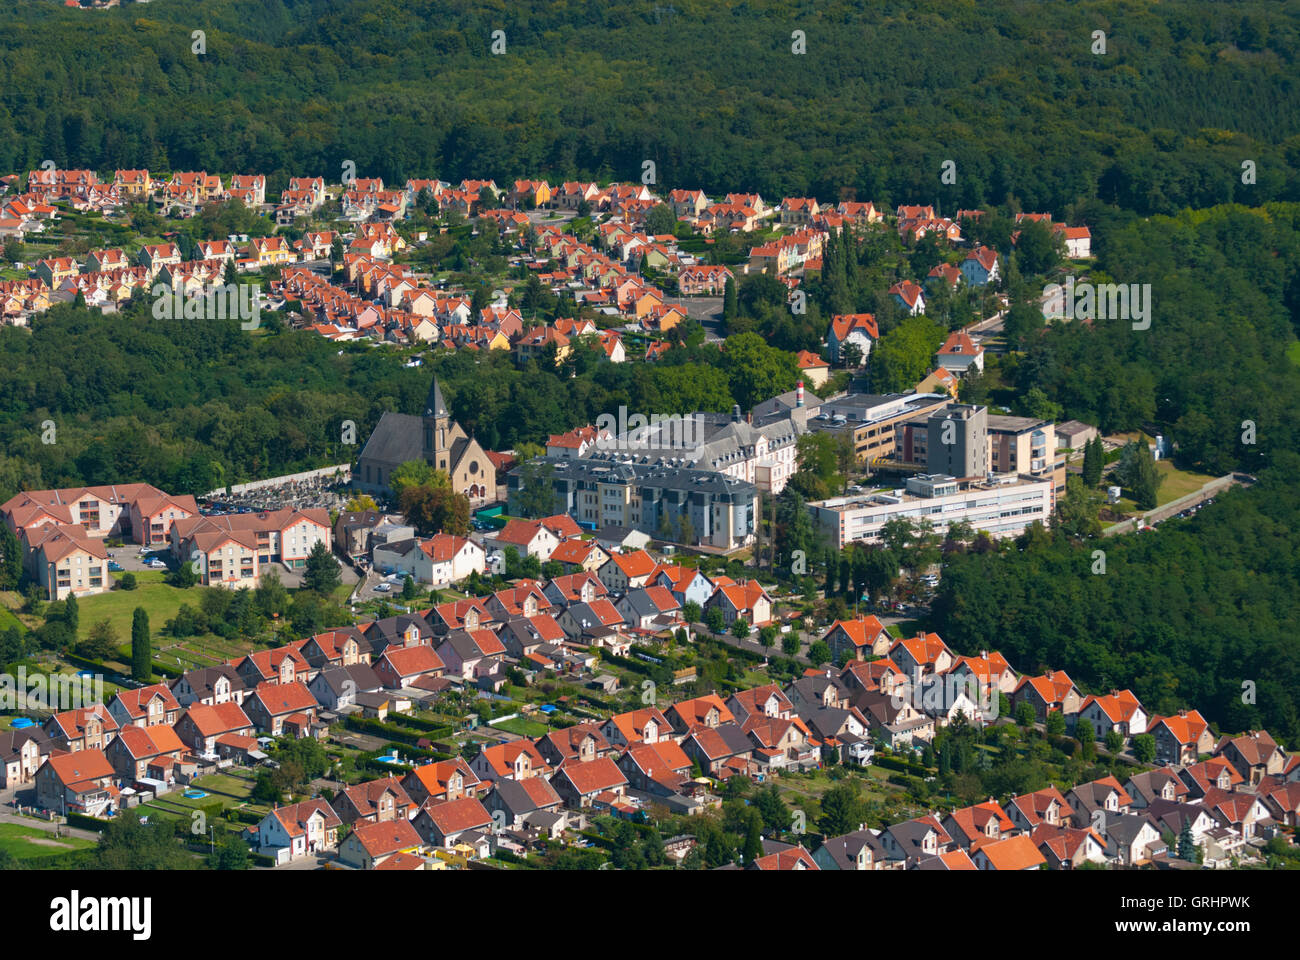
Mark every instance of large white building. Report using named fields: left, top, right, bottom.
left=807, top=473, right=1053, bottom=549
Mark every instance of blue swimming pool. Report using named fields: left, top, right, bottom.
left=10, top=717, right=35, bottom=729
left=376, top=753, right=401, bottom=764
left=184, top=789, right=208, bottom=799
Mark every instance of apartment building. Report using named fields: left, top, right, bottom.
left=894, top=406, right=1065, bottom=498
left=804, top=393, right=951, bottom=465
left=2, top=483, right=197, bottom=545
left=507, top=459, right=758, bottom=551
left=25, top=525, right=110, bottom=600
left=807, top=473, right=1053, bottom=549
left=169, top=507, right=331, bottom=588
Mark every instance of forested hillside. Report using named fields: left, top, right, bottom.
left=1, top=0, right=1298, bottom=214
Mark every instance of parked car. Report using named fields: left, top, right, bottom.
left=107, top=560, right=124, bottom=571
left=373, top=583, right=392, bottom=593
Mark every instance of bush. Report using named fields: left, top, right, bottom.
left=117, top=572, right=137, bottom=590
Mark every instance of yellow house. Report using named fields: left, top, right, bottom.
left=248, top=236, right=295, bottom=266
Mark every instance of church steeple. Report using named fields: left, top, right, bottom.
left=424, top=377, right=449, bottom=419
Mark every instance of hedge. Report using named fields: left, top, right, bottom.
left=66, top=812, right=110, bottom=832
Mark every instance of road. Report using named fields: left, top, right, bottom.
left=679, top=295, right=725, bottom=342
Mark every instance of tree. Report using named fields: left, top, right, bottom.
left=1075, top=719, right=1096, bottom=760
left=401, top=575, right=418, bottom=600
left=704, top=606, right=725, bottom=634
left=389, top=460, right=440, bottom=498
left=722, top=276, right=739, bottom=328
left=1045, top=709, right=1067, bottom=737
left=781, top=633, right=800, bottom=657
left=1132, top=734, right=1157, bottom=764
left=807, top=640, right=832, bottom=666
left=117, top=572, right=138, bottom=591
left=131, top=607, right=152, bottom=681
left=303, top=541, right=342, bottom=595
left=731, top=617, right=750, bottom=640
left=643, top=203, right=677, bottom=236
left=818, top=781, right=866, bottom=836
left=1114, top=440, right=1162, bottom=510
left=0, top=524, right=21, bottom=590
left=1176, top=818, right=1197, bottom=863
left=515, top=460, right=558, bottom=518
left=1015, top=700, right=1036, bottom=727
left=1105, top=729, right=1124, bottom=753
left=79, top=619, right=120, bottom=661
left=1082, top=435, right=1103, bottom=488
left=345, top=494, right=379, bottom=512
left=758, top=625, right=778, bottom=653
left=682, top=600, right=702, bottom=624
left=400, top=479, right=471, bottom=537
left=64, top=592, right=79, bottom=632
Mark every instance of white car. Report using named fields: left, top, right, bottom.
left=149, top=559, right=167, bottom=569
left=373, top=583, right=392, bottom=593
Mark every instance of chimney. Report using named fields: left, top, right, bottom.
left=796, top=381, right=805, bottom=407
left=731, top=404, right=741, bottom=423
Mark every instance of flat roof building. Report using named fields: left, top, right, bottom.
left=807, top=473, right=1053, bottom=549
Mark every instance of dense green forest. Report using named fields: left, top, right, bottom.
left=2, top=0, right=1299, bottom=215
left=0, top=306, right=800, bottom=499
left=932, top=464, right=1300, bottom=748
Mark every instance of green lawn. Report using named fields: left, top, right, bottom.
left=491, top=716, right=550, bottom=737
left=0, top=822, right=96, bottom=859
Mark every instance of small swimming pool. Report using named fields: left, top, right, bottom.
left=10, top=717, right=35, bottom=729
left=184, top=789, right=208, bottom=799
left=376, top=753, right=402, bottom=764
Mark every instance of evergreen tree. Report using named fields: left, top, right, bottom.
left=1082, top=435, right=1103, bottom=488
left=0, top=524, right=22, bottom=590
left=722, top=276, right=739, bottom=330
left=64, top=592, right=79, bottom=632
left=303, top=541, right=342, bottom=595
left=131, top=607, right=151, bottom=682
left=1177, top=818, right=1197, bottom=862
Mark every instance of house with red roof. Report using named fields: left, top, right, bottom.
left=1149, top=709, right=1215, bottom=765
left=413, top=796, right=493, bottom=849
left=106, top=683, right=181, bottom=730
left=174, top=702, right=254, bottom=755
left=826, top=313, right=878, bottom=365
left=702, top=578, right=772, bottom=627
left=244, top=681, right=319, bottom=736
left=821, top=614, right=891, bottom=662
left=489, top=518, right=559, bottom=561
left=374, top=645, right=446, bottom=689
left=35, top=749, right=118, bottom=817
left=1077, top=689, right=1148, bottom=739
left=1012, top=669, right=1081, bottom=722
left=960, top=246, right=1000, bottom=286
left=936, top=330, right=985, bottom=376
left=889, top=280, right=926, bottom=315
left=596, top=549, right=657, bottom=592
left=402, top=758, right=481, bottom=805
left=551, top=756, right=628, bottom=808
left=548, top=537, right=610, bottom=573
left=972, top=834, right=1046, bottom=870
left=339, top=816, right=424, bottom=868
left=105, top=723, right=189, bottom=781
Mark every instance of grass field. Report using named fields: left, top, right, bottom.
left=1105, top=459, right=1221, bottom=517
left=0, top=822, right=96, bottom=859
left=491, top=716, right=550, bottom=738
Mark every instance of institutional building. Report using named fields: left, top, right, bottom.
left=807, top=473, right=1054, bottom=549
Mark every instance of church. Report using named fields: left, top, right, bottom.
left=354, top=377, right=496, bottom=501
